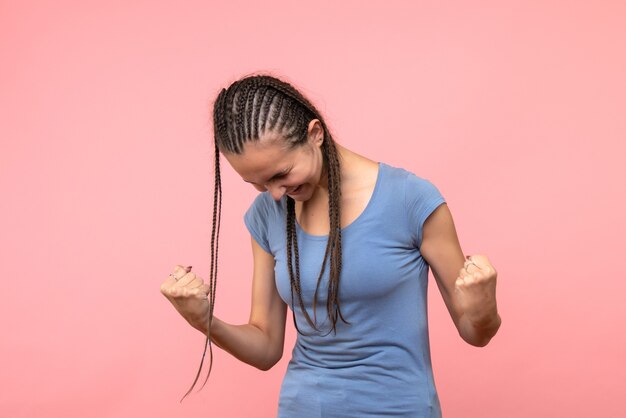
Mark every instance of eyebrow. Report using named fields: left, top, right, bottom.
left=244, top=166, right=291, bottom=184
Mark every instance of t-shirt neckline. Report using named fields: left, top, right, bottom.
left=293, top=162, right=384, bottom=240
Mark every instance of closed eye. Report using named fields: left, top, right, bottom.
left=269, top=167, right=292, bottom=182
left=243, top=166, right=292, bottom=185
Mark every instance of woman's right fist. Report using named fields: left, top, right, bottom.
left=161, top=265, right=211, bottom=333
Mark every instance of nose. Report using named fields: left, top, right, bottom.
left=266, top=183, right=287, bottom=201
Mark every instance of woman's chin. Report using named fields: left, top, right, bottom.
left=288, top=194, right=307, bottom=201
left=287, top=184, right=309, bottom=200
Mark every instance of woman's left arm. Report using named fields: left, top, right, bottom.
left=420, top=203, right=502, bottom=347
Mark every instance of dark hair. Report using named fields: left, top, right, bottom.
left=180, top=73, right=348, bottom=401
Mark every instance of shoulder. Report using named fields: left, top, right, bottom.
left=379, top=163, right=446, bottom=247
left=378, top=162, right=441, bottom=195
left=244, top=192, right=287, bottom=233
left=244, top=192, right=285, bottom=255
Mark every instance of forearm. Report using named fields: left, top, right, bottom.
left=190, top=314, right=276, bottom=371
left=458, top=309, right=502, bottom=347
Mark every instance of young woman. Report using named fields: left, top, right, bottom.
left=161, top=73, right=501, bottom=417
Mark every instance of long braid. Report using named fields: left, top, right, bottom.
left=325, top=139, right=349, bottom=326
left=286, top=197, right=309, bottom=333
left=180, top=119, right=224, bottom=402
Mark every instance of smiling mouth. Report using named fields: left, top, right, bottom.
left=288, top=185, right=303, bottom=195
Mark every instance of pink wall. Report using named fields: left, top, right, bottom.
left=1, top=1, right=624, bottom=417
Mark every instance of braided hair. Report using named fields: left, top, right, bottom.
left=180, top=73, right=348, bottom=401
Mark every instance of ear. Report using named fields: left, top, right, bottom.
left=307, top=119, right=324, bottom=148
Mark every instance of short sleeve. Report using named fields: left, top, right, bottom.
left=404, top=173, right=447, bottom=249
left=243, top=192, right=273, bottom=254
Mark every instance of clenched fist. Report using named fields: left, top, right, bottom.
left=455, top=254, right=498, bottom=325
left=161, top=265, right=211, bottom=333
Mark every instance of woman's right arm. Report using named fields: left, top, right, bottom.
left=207, top=236, right=287, bottom=370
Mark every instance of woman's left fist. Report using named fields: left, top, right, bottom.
left=455, top=254, right=498, bottom=323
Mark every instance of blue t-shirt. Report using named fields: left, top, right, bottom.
left=244, top=162, right=446, bottom=418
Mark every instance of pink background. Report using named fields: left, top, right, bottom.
left=1, top=1, right=625, bottom=417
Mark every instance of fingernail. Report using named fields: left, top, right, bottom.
left=185, top=265, right=192, bottom=272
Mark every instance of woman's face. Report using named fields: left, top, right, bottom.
left=222, top=120, right=325, bottom=202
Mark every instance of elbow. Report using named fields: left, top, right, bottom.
left=256, top=350, right=283, bottom=371
left=257, top=360, right=276, bottom=371
left=464, top=335, right=494, bottom=347
left=256, top=364, right=271, bottom=371
left=257, top=359, right=280, bottom=371
left=458, top=330, right=496, bottom=347
left=458, top=313, right=502, bottom=348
